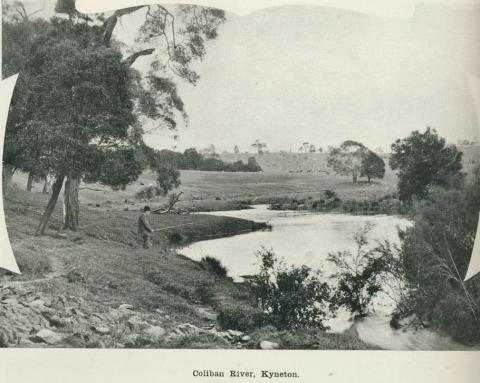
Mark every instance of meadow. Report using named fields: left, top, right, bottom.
left=10, top=166, right=398, bottom=214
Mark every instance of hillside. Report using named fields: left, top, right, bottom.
left=221, top=147, right=480, bottom=174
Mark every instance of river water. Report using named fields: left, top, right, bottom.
left=180, top=205, right=477, bottom=350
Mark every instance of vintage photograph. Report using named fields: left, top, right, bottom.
left=1, top=0, right=479, bottom=351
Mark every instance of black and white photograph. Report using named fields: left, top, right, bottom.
left=1, top=0, right=480, bottom=357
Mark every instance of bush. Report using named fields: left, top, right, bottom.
left=199, top=256, right=228, bottom=278
left=194, top=281, right=216, bottom=305
left=135, top=185, right=163, bottom=201
left=217, top=304, right=267, bottom=331
left=167, top=231, right=186, bottom=245
left=394, top=174, right=480, bottom=343
left=249, top=248, right=332, bottom=330
left=328, top=223, right=397, bottom=318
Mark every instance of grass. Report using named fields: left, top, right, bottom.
left=1, top=181, right=380, bottom=349
left=10, top=169, right=398, bottom=213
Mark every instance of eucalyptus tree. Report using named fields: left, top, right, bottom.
left=3, top=0, right=226, bottom=234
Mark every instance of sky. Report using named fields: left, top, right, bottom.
left=6, top=1, right=480, bottom=153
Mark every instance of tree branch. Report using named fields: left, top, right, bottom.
left=152, top=192, right=183, bottom=214
left=123, top=48, right=155, bottom=67
left=102, top=5, right=147, bottom=45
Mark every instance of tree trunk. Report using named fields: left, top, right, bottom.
left=63, top=176, right=80, bottom=231
left=352, top=171, right=358, bottom=183
left=36, top=174, right=65, bottom=235
left=26, top=172, right=34, bottom=192
left=2, top=165, right=15, bottom=185
left=367, top=175, right=371, bottom=184
left=42, top=176, right=51, bottom=194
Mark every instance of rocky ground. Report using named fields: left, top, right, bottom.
left=0, top=278, right=261, bottom=349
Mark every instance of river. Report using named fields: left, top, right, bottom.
left=180, top=205, right=477, bottom=350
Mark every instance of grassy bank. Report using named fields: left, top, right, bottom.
left=1, top=185, right=375, bottom=349
left=264, top=189, right=407, bottom=216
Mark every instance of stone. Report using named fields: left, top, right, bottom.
left=144, top=326, right=166, bottom=341
left=92, top=326, right=110, bottom=335
left=30, top=329, right=62, bottom=345
left=127, top=316, right=148, bottom=331
left=227, top=329, right=244, bottom=338
left=1, top=298, right=19, bottom=305
left=259, top=340, right=279, bottom=350
left=175, top=323, right=201, bottom=336
left=119, top=304, right=134, bottom=311
left=195, top=307, right=217, bottom=321
left=27, top=299, right=45, bottom=309
left=241, top=335, right=251, bottom=342
left=122, top=333, right=139, bottom=346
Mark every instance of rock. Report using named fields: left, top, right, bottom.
left=92, top=326, right=110, bottom=335
left=119, top=304, right=134, bottom=311
left=122, top=333, right=139, bottom=346
left=144, top=326, right=166, bottom=341
left=175, top=323, right=202, bottom=336
left=259, top=340, right=279, bottom=350
left=43, top=314, right=68, bottom=328
left=241, top=335, right=251, bottom=342
left=30, top=329, right=62, bottom=345
left=195, top=307, right=217, bottom=321
left=70, top=308, right=86, bottom=317
left=27, top=299, right=45, bottom=309
left=227, top=329, right=243, bottom=338
left=1, top=298, right=19, bottom=305
left=127, top=316, right=148, bottom=331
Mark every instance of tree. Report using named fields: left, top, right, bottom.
left=233, top=145, right=240, bottom=154
left=360, top=151, right=385, bottom=184
left=3, top=1, right=225, bottom=234
left=327, top=141, right=368, bottom=183
left=391, top=170, right=480, bottom=342
left=182, top=148, right=203, bottom=169
left=251, top=140, right=267, bottom=155
left=389, top=127, right=463, bottom=202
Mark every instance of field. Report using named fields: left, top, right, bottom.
left=10, top=167, right=399, bottom=214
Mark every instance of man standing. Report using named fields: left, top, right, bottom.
left=138, top=206, right=154, bottom=249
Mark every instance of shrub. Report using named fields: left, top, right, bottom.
left=194, top=281, right=216, bottom=305
left=167, top=231, right=186, bottom=245
left=199, top=256, right=228, bottom=278
left=135, top=185, right=163, bottom=201
left=394, top=174, right=480, bottom=343
left=249, top=248, right=332, bottom=330
left=328, top=223, right=397, bottom=318
left=217, top=304, right=267, bottom=331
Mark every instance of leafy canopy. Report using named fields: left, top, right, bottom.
left=389, top=127, right=463, bottom=201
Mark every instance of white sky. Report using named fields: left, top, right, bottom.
left=7, top=1, right=480, bottom=152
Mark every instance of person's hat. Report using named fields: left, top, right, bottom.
left=143, top=206, right=151, bottom=212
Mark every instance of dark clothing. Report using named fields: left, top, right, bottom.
left=138, top=213, right=153, bottom=236
left=138, top=213, right=153, bottom=248
left=142, top=235, right=152, bottom=249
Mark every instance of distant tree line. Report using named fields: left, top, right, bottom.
left=142, top=147, right=262, bottom=173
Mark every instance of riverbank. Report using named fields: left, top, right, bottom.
left=0, top=185, right=374, bottom=349
left=262, top=191, right=407, bottom=216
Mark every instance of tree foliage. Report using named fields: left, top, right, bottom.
left=250, top=248, right=332, bottom=330
left=328, top=223, right=396, bottom=317
left=360, top=151, right=385, bottom=183
left=391, top=170, right=480, bottom=342
left=389, top=127, right=463, bottom=201
left=327, top=141, right=368, bottom=183
left=2, top=1, right=226, bottom=234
